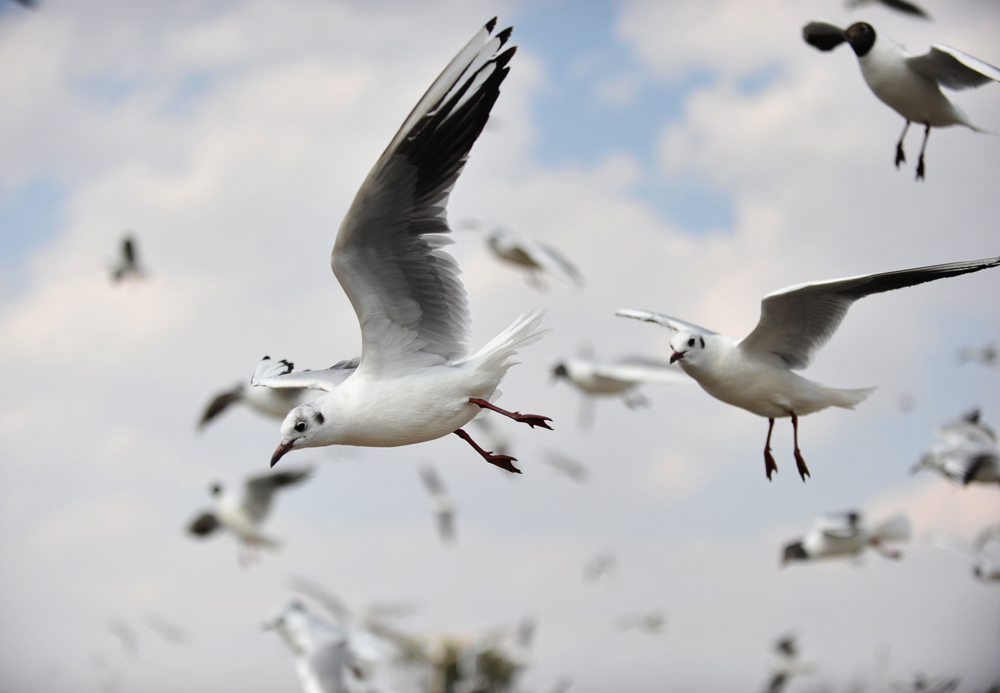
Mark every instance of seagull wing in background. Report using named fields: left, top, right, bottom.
left=542, top=450, right=588, bottom=483
left=479, top=223, right=584, bottom=289
left=802, top=21, right=999, bottom=179
left=846, top=0, right=930, bottom=19
left=618, top=256, right=1000, bottom=481
left=419, top=466, right=456, bottom=543
left=265, top=602, right=352, bottom=693
left=957, top=341, right=998, bottom=367
left=914, top=409, right=1000, bottom=486
left=241, top=467, right=313, bottom=525
left=251, top=19, right=551, bottom=475
left=111, top=234, right=144, bottom=282
left=198, top=382, right=316, bottom=430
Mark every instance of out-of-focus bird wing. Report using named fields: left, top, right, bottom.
left=908, top=46, right=1000, bottom=91
left=243, top=467, right=313, bottom=522
left=187, top=511, right=220, bottom=537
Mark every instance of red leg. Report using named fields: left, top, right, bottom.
left=764, top=418, right=777, bottom=481
left=454, top=429, right=521, bottom=474
left=790, top=411, right=811, bottom=482
left=469, top=398, right=553, bottom=430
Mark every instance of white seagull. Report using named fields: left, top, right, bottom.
left=465, top=218, right=585, bottom=290
left=781, top=511, right=911, bottom=564
left=911, top=408, right=999, bottom=486
left=802, top=20, right=1000, bottom=179
left=419, top=465, right=456, bottom=544
left=186, top=466, right=312, bottom=564
left=264, top=601, right=357, bottom=693
left=552, top=354, right=689, bottom=408
left=251, top=19, right=550, bottom=475
left=618, top=256, right=1000, bottom=481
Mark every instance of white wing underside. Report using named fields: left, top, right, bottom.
left=330, top=20, right=515, bottom=377
left=907, top=45, right=1000, bottom=90
left=252, top=357, right=360, bottom=393
left=615, top=309, right=719, bottom=336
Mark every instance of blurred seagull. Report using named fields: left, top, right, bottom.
left=107, top=619, right=138, bottom=660
left=264, top=601, right=356, bottom=693
left=846, top=0, right=930, bottom=19
left=110, top=234, right=144, bottom=283
left=251, top=19, right=550, bottom=475
left=142, top=613, right=187, bottom=645
left=552, top=353, right=690, bottom=416
left=583, top=551, right=616, bottom=583
left=957, top=340, right=998, bottom=367
left=781, top=511, right=911, bottom=564
left=802, top=20, right=999, bottom=179
left=926, top=527, right=1000, bottom=582
left=419, top=465, right=456, bottom=544
left=912, top=408, right=999, bottom=486
left=613, top=610, right=666, bottom=635
left=464, top=218, right=584, bottom=290
left=186, top=466, right=313, bottom=565
left=763, top=635, right=816, bottom=693
left=618, top=256, right=1000, bottom=481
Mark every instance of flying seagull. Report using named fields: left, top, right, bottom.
left=251, top=19, right=551, bottom=475
left=802, top=20, right=999, bottom=179
left=419, top=465, right=456, bottom=544
left=186, top=467, right=312, bottom=565
left=464, top=218, right=584, bottom=290
left=762, top=635, right=816, bottom=693
left=264, top=601, right=356, bottom=693
left=846, top=0, right=930, bottom=19
left=957, top=341, right=998, bottom=367
left=552, top=354, right=690, bottom=410
left=781, top=511, right=911, bottom=564
left=618, top=256, right=1000, bottom=481
left=198, top=363, right=357, bottom=430
left=110, top=234, right=144, bottom=282
left=911, top=408, right=999, bottom=486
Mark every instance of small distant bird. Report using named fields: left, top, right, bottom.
left=198, top=363, right=357, bottom=429
left=782, top=511, right=911, bottom=564
left=264, top=601, right=354, bottom=693
left=583, top=551, right=616, bottom=583
left=912, top=408, right=999, bottom=486
left=251, top=19, right=551, bottom=476
left=110, top=234, right=144, bottom=282
left=107, top=619, right=138, bottom=659
left=465, top=218, right=585, bottom=290
left=802, top=21, right=999, bottom=179
left=846, top=0, right=930, bottom=19
left=186, top=467, right=313, bottom=565
left=542, top=450, right=588, bottom=483
left=613, top=610, right=666, bottom=635
left=763, top=635, right=816, bottom=693
left=419, top=466, right=456, bottom=544
left=957, top=341, right=998, bottom=367
left=618, top=256, right=1000, bottom=481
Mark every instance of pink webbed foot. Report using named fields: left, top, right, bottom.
left=468, top=398, right=553, bottom=430
left=454, top=429, right=521, bottom=474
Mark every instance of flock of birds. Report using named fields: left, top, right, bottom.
left=8, top=0, right=999, bottom=689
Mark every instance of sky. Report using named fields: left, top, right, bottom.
left=0, top=0, right=999, bottom=691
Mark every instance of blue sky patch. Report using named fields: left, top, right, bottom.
left=0, top=177, right=66, bottom=291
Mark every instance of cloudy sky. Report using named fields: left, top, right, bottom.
left=0, top=0, right=998, bottom=691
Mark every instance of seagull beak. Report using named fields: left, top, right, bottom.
left=271, top=441, right=295, bottom=467
left=669, top=350, right=685, bottom=364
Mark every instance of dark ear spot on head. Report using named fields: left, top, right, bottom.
left=699, top=336, right=705, bottom=349
left=294, top=421, right=306, bottom=433
left=314, top=412, right=325, bottom=425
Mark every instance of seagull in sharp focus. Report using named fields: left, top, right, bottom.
left=419, top=465, right=456, bottom=544
left=464, top=218, right=584, bottom=290
left=251, top=19, right=550, bottom=475
left=186, top=466, right=312, bottom=565
left=802, top=20, right=1000, bottom=180
left=846, top=0, right=930, bottom=19
left=618, top=256, right=1000, bottom=481
left=782, top=511, right=911, bottom=564
left=911, top=408, right=999, bottom=487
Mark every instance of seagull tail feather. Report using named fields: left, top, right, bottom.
left=828, top=386, right=877, bottom=410
left=467, top=309, right=548, bottom=374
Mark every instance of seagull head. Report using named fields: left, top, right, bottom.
left=668, top=331, right=706, bottom=365
left=273, top=404, right=329, bottom=467
left=551, top=363, right=569, bottom=381
left=781, top=541, right=808, bottom=566
left=845, top=22, right=876, bottom=57
left=209, top=482, right=222, bottom=497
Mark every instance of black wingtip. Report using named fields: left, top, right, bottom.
left=496, top=26, right=513, bottom=44
left=485, top=17, right=497, bottom=33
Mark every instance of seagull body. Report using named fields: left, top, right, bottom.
left=618, top=256, right=1000, bottom=480
left=782, top=511, right=911, bottom=564
left=552, top=355, right=688, bottom=400
left=199, top=380, right=321, bottom=429
left=802, top=21, right=1000, bottom=179
left=912, top=409, right=1000, bottom=486
left=252, top=19, right=550, bottom=474
left=957, top=341, right=998, bottom=367
left=469, top=220, right=584, bottom=289
left=763, top=636, right=816, bottom=693
left=265, top=601, right=354, bottom=693
left=187, top=467, right=312, bottom=562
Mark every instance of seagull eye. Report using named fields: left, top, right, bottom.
left=687, top=338, right=696, bottom=347
left=294, top=421, right=307, bottom=433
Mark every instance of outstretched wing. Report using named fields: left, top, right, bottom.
left=243, top=467, right=313, bottom=523
left=522, top=237, right=585, bottom=287
left=593, top=356, right=690, bottom=386
left=615, top=309, right=718, bottom=336
left=908, top=46, right=1000, bottom=91
left=331, top=19, right=515, bottom=376
left=738, top=257, right=1000, bottom=370
left=251, top=356, right=359, bottom=392
left=802, top=21, right=848, bottom=52
left=198, top=385, right=243, bottom=428
left=187, top=512, right=220, bottom=538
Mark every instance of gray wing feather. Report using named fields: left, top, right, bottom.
left=243, top=467, right=313, bottom=523
left=908, top=46, right=1000, bottom=90
left=331, top=20, right=515, bottom=375
left=615, top=309, right=719, bottom=336
left=738, top=257, right=1000, bottom=369
left=251, top=356, right=359, bottom=392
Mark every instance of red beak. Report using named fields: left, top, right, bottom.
left=271, top=441, right=295, bottom=467
left=670, top=351, right=684, bottom=364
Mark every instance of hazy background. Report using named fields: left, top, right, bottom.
left=0, top=0, right=998, bottom=690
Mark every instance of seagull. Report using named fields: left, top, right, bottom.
left=802, top=20, right=1000, bottom=180
left=762, top=635, right=816, bottom=693
left=911, top=408, right=999, bottom=486
left=781, top=511, right=911, bottom=564
left=250, top=19, right=550, bottom=475
left=110, top=234, right=144, bottom=282
left=186, top=466, right=312, bottom=565
left=198, top=365, right=356, bottom=429
left=957, top=340, right=998, bottom=367
left=583, top=551, right=616, bottom=583
left=846, top=0, right=930, bottom=20
left=264, top=601, right=356, bottom=693
left=926, top=526, right=1000, bottom=582
left=107, top=619, right=139, bottom=659
left=618, top=256, right=1000, bottom=481
left=419, top=465, right=456, bottom=544
left=552, top=353, right=689, bottom=410
left=464, top=218, right=585, bottom=290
